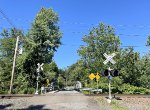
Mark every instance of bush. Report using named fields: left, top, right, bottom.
left=26, top=88, right=35, bottom=94
left=118, top=84, right=150, bottom=94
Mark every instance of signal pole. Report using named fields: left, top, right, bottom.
left=35, top=63, right=43, bottom=94
left=108, top=68, right=111, bottom=99
left=9, top=36, right=19, bottom=94
left=35, top=71, right=39, bottom=94
left=108, top=67, right=113, bottom=99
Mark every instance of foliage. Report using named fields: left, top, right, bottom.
left=0, top=10, right=149, bottom=95
left=0, top=8, right=62, bottom=94
left=78, top=23, right=121, bottom=72
left=43, top=61, right=59, bottom=86
left=118, top=48, right=141, bottom=86
left=0, top=28, right=24, bottom=94
left=146, top=36, right=150, bottom=46
left=138, top=53, right=150, bottom=89
left=19, top=8, right=62, bottom=92
left=118, top=84, right=150, bottom=94
left=67, top=22, right=150, bottom=94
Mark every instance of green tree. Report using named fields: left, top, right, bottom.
left=75, top=23, right=121, bottom=89
left=0, top=28, right=24, bottom=93
left=78, top=23, right=121, bottom=73
left=22, top=8, right=62, bottom=90
left=65, top=61, right=86, bottom=86
left=146, top=36, right=150, bottom=46
left=118, top=47, right=141, bottom=86
left=57, top=69, right=66, bottom=88
left=43, top=61, right=59, bottom=85
left=139, top=53, right=150, bottom=89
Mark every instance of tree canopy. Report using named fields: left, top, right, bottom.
left=0, top=8, right=62, bottom=94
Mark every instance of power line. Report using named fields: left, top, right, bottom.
left=1, top=17, right=150, bottom=29
left=0, top=26, right=11, bottom=29
left=0, top=26, right=149, bottom=37
left=0, top=24, right=149, bottom=38
left=61, top=43, right=148, bottom=48
left=0, top=8, right=16, bottom=28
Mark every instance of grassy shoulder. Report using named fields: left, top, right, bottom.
left=81, top=83, right=150, bottom=95
left=96, top=97, right=128, bottom=110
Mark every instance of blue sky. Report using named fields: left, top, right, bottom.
left=0, top=0, right=149, bottom=68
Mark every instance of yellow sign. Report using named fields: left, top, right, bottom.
left=95, top=73, right=100, bottom=81
left=89, top=73, right=95, bottom=80
left=46, top=79, right=49, bottom=86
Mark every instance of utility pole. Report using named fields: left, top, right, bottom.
left=9, top=36, right=19, bottom=94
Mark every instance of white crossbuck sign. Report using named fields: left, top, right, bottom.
left=37, top=63, right=44, bottom=72
left=103, top=53, right=116, bottom=65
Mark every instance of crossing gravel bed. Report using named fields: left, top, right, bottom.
left=0, top=98, right=31, bottom=109
left=96, top=96, right=150, bottom=110
left=1, top=92, right=149, bottom=110
left=0, top=91, right=100, bottom=110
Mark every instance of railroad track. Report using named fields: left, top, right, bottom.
left=0, top=94, right=34, bottom=99
left=0, top=93, right=150, bottom=99
left=85, top=94, right=150, bottom=98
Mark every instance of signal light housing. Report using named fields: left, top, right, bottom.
left=102, top=69, right=119, bottom=77
left=103, top=69, right=109, bottom=76
left=112, top=70, right=119, bottom=77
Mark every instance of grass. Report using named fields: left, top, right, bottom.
left=96, top=97, right=128, bottom=110
left=111, top=100, right=128, bottom=110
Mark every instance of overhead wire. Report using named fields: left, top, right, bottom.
left=0, top=8, right=16, bottom=28
left=0, top=26, right=149, bottom=37
left=61, top=43, right=148, bottom=48
left=0, top=16, right=149, bottom=48
left=1, top=17, right=150, bottom=29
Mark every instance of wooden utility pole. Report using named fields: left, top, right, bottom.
left=9, top=36, right=19, bottom=94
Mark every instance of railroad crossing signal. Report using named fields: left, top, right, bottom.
left=103, top=53, right=116, bottom=65
left=103, top=69, right=119, bottom=77
left=37, top=63, right=44, bottom=73
left=103, top=53, right=118, bottom=101
left=89, top=73, right=100, bottom=80
left=35, top=63, right=44, bottom=95
left=112, top=70, right=119, bottom=77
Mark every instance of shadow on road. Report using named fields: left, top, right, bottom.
left=0, top=104, right=13, bottom=109
left=0, top=104, right=52, bottom=110
left=24, top=105, right=52, bottom=110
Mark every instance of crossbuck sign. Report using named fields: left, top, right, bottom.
left=37, top=63, right=44, bottom=73
left=103, top=53, right=116, bottom=65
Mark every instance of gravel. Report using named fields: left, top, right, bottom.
left=0, top=91, right=100, bottom=110
left=96, top=96, right=150, bottom=110
left=0, top=98, right=31, bottom=109
left=1, top=92, right=149, bottom=110
left=117, top=97, right=150, bottom=110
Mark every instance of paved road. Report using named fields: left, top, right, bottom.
left=0, top=91, right=100, bottom=110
